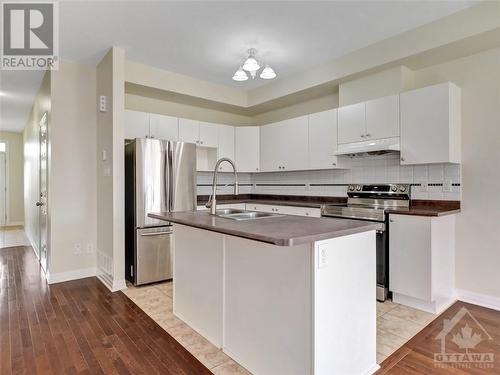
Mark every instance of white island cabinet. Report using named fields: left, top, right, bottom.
left=172, top=222, right=378, bottom=375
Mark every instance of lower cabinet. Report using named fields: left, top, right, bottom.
left=389, top=214, right=455, bottom=314
left=245, top=203, right=321, bottom=218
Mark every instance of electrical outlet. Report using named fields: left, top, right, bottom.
left=443, top=180, right=452, bottom=193
left=318, top=244, right=328, bottom=269
left=420, top=182, right=428, bottom=192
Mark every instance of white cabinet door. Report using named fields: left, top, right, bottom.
left=235, top=126, right=260, bottom=173
left=337, top=102, right=366, bottom=144
left=279, top=116, right=309, bottom=171
left=308, top=109, right=339, bottom=169
left=389, top=214, right=432, bottom=301
left=149, top=113, right=178, bottom=140
left=199, top=122, right=219, bottom=148
left=124, top=110, right=150, bottom=139
left=260, top=121, right=283, bottom=172
left=400, top=82, right=461, bottom=165
left=365, top=95, right=399, bottom=140
left=178, top=118, right=200, bottom=144
left=217, top=125, right=235, bottom=172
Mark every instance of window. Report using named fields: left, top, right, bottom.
left=0, top=142, right=5, bottom=153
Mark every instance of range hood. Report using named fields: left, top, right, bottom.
left=334, top=137, right=400, bottom=156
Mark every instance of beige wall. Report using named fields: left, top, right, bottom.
left=23, top=72, right=50, bottom=252
left=0, top=131, right=24, bottom=224
left=96, top=48, right=126, bottom=290
left=125, top=93, right=253, bottom=126
left=412, top=48, right=500, bottom=299
left=48, top=60, right=97, bottom=276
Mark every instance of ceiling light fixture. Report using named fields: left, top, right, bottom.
left=232, top=48, right=276, bottom=82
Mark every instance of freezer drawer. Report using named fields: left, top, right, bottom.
left=136, top=226, right=173, bottom=285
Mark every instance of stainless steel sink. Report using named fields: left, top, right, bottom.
left=215, top=208, right=246, bottom=215
left=216, top=210, right=284, bottom=221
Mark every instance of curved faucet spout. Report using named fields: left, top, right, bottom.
left=206, top=158, right=239, bottom=215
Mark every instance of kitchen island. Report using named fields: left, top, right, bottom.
left=149, top=211, right=381, bottom=375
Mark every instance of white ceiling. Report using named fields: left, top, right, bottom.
left=0, top=0, right=476, bottom=132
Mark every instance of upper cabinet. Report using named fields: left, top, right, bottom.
left=124, top=110, right=179, bottom=141
left=337, top=102, right=365, bottom=144
left=337, top=94, right=400, bottom=144
left=124, top=110, right=150, bottom=140
left=217, top=125, right=235, bottom=172
left=365, top=95, right=399, bottom=140
left=199, top=122, right=219, bottom=148
left=260, top=116, right=309, bottom=172
left=235, top=126, right=260, bottom=173
left=308, top=109, right=342, bottom=170
left=178, top=118, right=200, bottom=144
left=400, top=82, right=461, bottom=165
left=149, top=113, right=178, bottom=140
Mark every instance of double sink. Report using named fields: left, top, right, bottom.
left=214, top=208, right=284, bottom=221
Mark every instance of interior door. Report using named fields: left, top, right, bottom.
left=0, top=149, right=6, bottom=225
left=38, top=113, right=48, bottom=271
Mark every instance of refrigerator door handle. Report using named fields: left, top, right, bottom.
left=168, top=143, right=174, bottom=212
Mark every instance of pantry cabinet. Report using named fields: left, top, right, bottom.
left=399, top=82, right=461, bottom=165
left=235, top=127, right=260, bottom=173
left=260, top=116, right=308, bottom=172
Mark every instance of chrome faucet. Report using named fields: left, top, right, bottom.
left=206, top=158, right=239, bottom=215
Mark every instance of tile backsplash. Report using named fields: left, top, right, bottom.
left=197, top=153, right=461, bottom=201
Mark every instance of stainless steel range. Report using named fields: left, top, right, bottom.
left=321, top=184, right=411, bottom=301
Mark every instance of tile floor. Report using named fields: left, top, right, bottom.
left=0, top=227, right=31, bottom=248
left=123, top=280, right=437, bottom=374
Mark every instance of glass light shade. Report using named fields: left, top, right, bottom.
left=242, top=56, right=260, bottom=72
left=260, top=65, right=276, bottom=79
left=232, top=68, right=248, bottom=81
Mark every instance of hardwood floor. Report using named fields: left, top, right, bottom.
left=0, top=246, right=212, bottom=375
left=377, top=301, right=500, bottom=374
left=2, top=244, right=500, bottom=375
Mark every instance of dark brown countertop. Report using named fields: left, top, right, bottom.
left=197, top=194, right=460, bottom=216
left=386, top=200, right=461, bottom=217
left=149, top=211, right=382, bottom=246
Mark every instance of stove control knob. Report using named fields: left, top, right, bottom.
left=399, top=186, right=407, bottom=192
left=348, top=185, right=355, bottom=191
left=356, top=185, right=362, bottom=191
left=391, top=186, right=398, bottom=192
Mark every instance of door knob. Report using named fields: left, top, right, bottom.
left=36, top=201, right=44, bottom=206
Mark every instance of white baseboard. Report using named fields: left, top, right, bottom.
left=456, top=289, right=500, bottom=311
left=47, top=267, right=97, bottom=284
left=97, top=272, right=127, bottom=292
left=1, top=221, right=24, bottom=227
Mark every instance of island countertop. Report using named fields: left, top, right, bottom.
left=149, top=211, right=382, bottom=246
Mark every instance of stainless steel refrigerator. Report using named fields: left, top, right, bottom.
left=125, top=138, right=196, bottom=285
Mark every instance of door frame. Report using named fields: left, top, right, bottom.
left=38, top=112, right=49, bottom=272
left=0, top=139, right=10, bottom=226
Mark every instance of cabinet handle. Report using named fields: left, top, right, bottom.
left=360, top=134, right=365, bottom=138
left=200, top=141, right=204, bottom=145
left=332, top=162, right=336, bottom=166
left=390, top=219, right=394, bottom=223
left=305, top=212, right=309, bottom=216
left=256, top=168, right=259, bottom=171
left=400, top=157, right=405, bottom=162
left=366, top=133, right=371, bottom=138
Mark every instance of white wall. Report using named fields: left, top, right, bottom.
left=0, top=131, right=24, bottom=224
left=48, top=60, right=97, bottom=277
left=413, top=47, right=500, bottom=299
left=96, top=47, right=126, bottom=291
